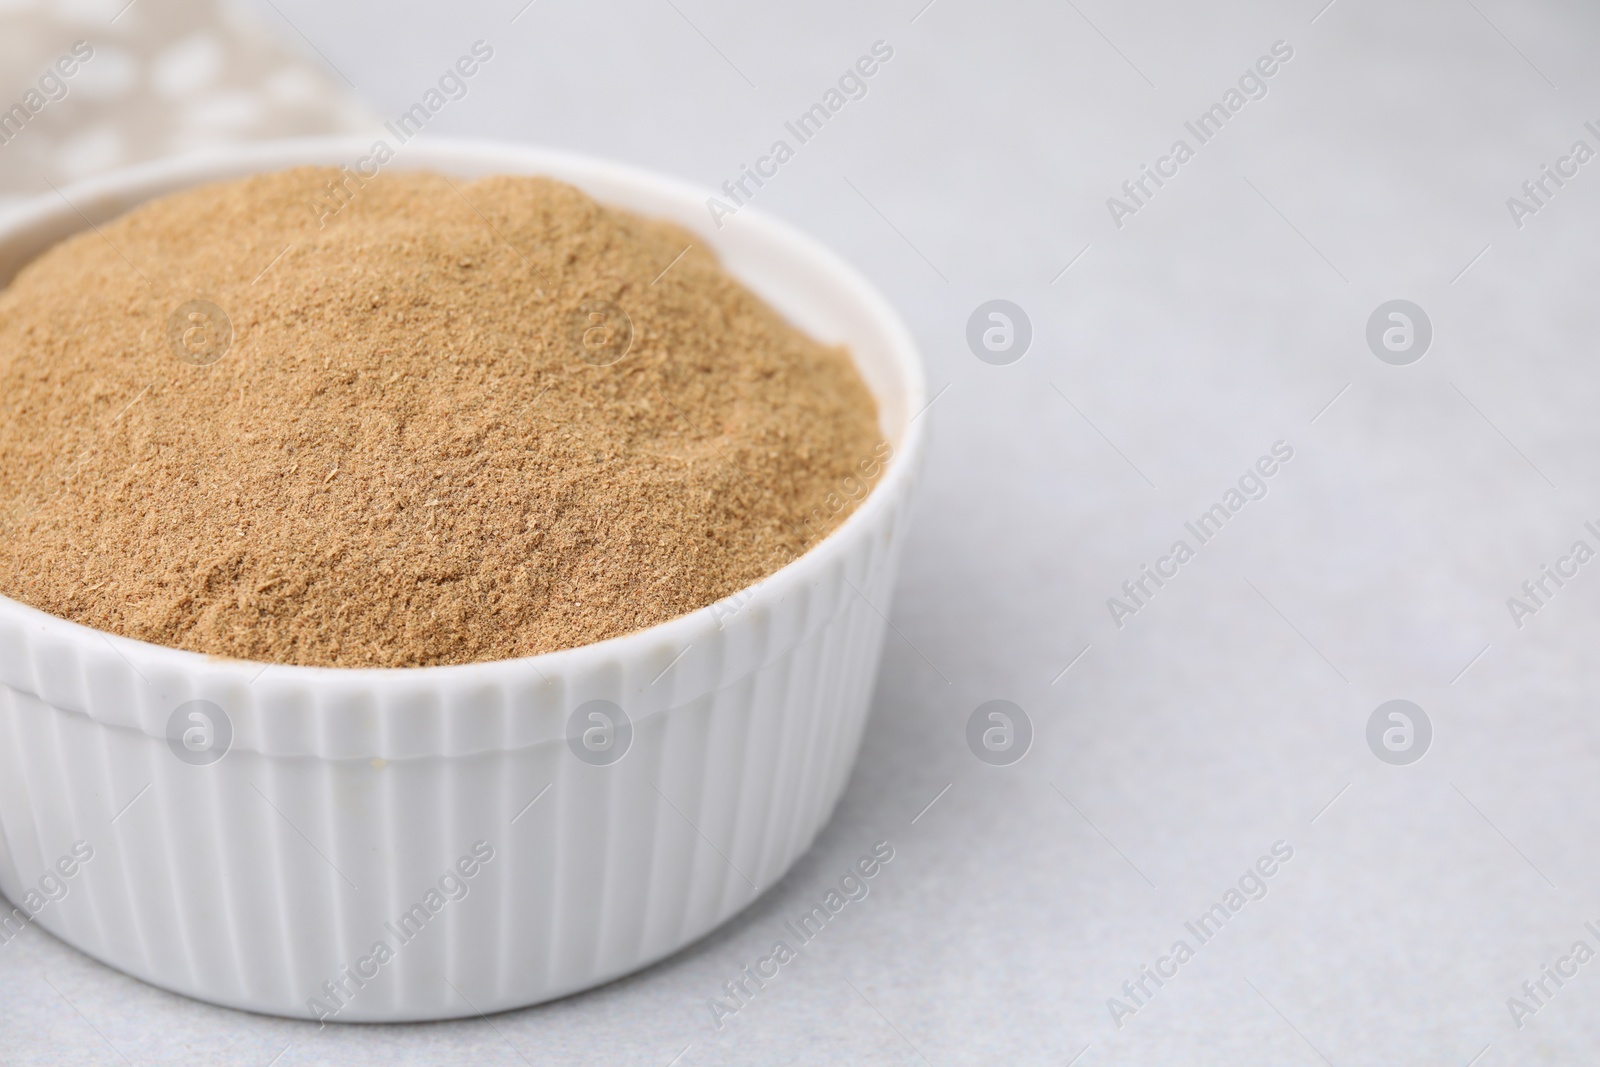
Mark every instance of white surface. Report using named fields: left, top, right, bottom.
left=4, top=0, right=1600, bottom=1063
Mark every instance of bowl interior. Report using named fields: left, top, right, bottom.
left=0, top=138, right=926, bottom=694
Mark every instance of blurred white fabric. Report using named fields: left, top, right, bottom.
left=0, top=0, right=371, bottom=209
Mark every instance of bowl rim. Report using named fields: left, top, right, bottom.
left=0, top=136, right=928, bottom=688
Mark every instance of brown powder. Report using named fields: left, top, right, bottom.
left=0, top=167, right=883, bottom=668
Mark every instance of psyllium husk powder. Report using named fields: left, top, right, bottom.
left=0, top=167, right=884, bottom=667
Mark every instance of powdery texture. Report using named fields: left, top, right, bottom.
left=0, top=167, right=883, bottom=667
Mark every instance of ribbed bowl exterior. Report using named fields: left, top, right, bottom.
left=0, top=140, right=925, bottom=1021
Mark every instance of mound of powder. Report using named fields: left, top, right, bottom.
left=0, top=167, right=884, bottom=667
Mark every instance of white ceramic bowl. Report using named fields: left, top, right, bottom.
left=0, top=138, right=925, bottom=1021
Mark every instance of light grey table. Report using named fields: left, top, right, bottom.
left=5, top=0, right=1600, bottom=1063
